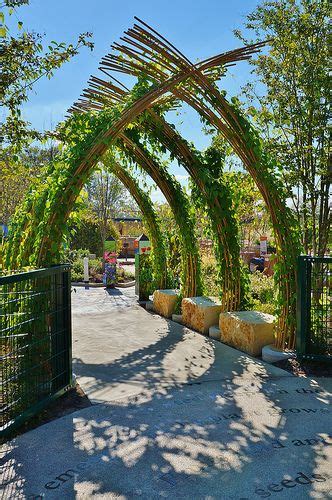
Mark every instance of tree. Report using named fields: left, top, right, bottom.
left=0, top=0, right=93, bottom=151
left=235, top=0, right=330, bottom=255
left=86, top=162, right=138, bottom=256
left=69, top=212, right=120, bottom=257
left=0, top=146, right=57, bottom=224
left=223, top=171, right=273, bottom=247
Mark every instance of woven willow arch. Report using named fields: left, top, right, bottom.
left=104, top=158, right=168, bottom=289
left=128, top=113, right=246, bottom=312
left=5, top=19, right=300, bottom=347
left=116, top=133, right=202, bottom=298
left=73, top=72, right=246, bottom=313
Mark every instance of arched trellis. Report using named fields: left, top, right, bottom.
left=127, top=111, right=248, bottom=312
left=91, top=18, right=301, bottom=347
left=69, top=20, right=300, bottom=347
left=71, top=79, right=246, bottom=311
left=4, top=19, right=300, bottom=347
left=103, top=156, right=168, bottom=289
left=5, top=29, right=258, bottom=271
left=116, top=132, right=202, bottom=298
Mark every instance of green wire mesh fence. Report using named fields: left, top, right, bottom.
left=297, top=255, right=332, bottom=361
left=0, top=265, right=73, bottom=437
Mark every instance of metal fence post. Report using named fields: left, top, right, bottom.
left=63, top=266, right=73, bottom=387
left=296, top=256, right=311, bottom=357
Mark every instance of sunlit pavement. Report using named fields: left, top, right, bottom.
left=1, top=287, right=331, bottom=499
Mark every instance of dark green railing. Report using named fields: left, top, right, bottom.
left=0, top=265, right=73, bottom=437
left=297, top=255, right=331, bottom=361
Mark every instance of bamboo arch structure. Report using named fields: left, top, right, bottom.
left=5, top=18, right=300, bottom=347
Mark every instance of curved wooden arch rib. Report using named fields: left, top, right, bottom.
left=116, top=132, right=202, bottom=298
left=106, top=161, right=168, bottom=289
left=141, top=112, right=245, bottom=312
left=104, top=22, right=295, bottom=245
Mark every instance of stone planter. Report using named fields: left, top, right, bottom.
left=219, top=310, right=276, bottom=357
left=116, top=280, right=135, bottom=288
left=153, top=289, right=179, bottom=318
left=182, top=297, right=222, bottom=334
left=262, top=344, right=296, bottom=364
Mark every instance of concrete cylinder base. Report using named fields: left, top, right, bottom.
left=172, top=314, right=182, bottom=324
left=262, top=344, right=296, bottom=364
left=209, top=325, right=221, bottom=340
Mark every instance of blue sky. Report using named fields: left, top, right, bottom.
left=6, top=0, right=261, bottom=201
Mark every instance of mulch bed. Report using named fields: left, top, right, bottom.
left=274, top=357, right=332, bottom=378
left=2, top=383, right=92, bottom=443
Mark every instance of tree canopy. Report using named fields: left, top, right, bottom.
left=236, top=0, right=330, bottom=255
left=0, top=0, right=93, bottom=151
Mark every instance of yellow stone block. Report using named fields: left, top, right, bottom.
left=153, top=289, right=179, bottom=318
left=182, top=297, right=222, bottom=334
left=219, top=311, right=276, bottom=357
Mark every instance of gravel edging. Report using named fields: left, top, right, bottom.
left=273, top=357, right=332, bottom=377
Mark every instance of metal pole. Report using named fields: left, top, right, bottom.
left=83, top=257, right=89, bottom=288
left=296, top=256, right=311, bottom=358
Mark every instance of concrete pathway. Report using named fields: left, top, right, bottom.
left=1, top=287, right=331, bottom=499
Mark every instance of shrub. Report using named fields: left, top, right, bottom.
left=201, top=253, right=219, bottom=296
left=249, top=271, right=275, bottom=304
left=117, top=265, right=125, bottom=278
left=89, top=258, right=103, bottom=273
left=125, top=269, right=135, bottom=280
left=200, top=255, right=276, bottom=315
left=71, top=259, right=84, bottom=282
left=63, top=248, right=90, bottom=264
left=251, top=299, right=275, bottom=315
left=66, top=249, right=103, bottom=282
left=89, top=258, right=103, bottom=282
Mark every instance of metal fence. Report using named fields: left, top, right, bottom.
left=297, top=255, right=332, bottom=361
left=0, top=265, right=73, bottom=437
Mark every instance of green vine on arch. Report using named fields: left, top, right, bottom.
left=127, top=108, right=250, bottom=311
left=190, top=142, right=250, bottom=310
left=4, top=106, right=128, bottom=269
left=228, top=99, right=302, bottom=348
left=115, top=130, right=203, bottom=300
left=102, top=153, right=169, bottom=290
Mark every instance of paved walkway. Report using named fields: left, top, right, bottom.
left=1, top=287, right=331, bottom=499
